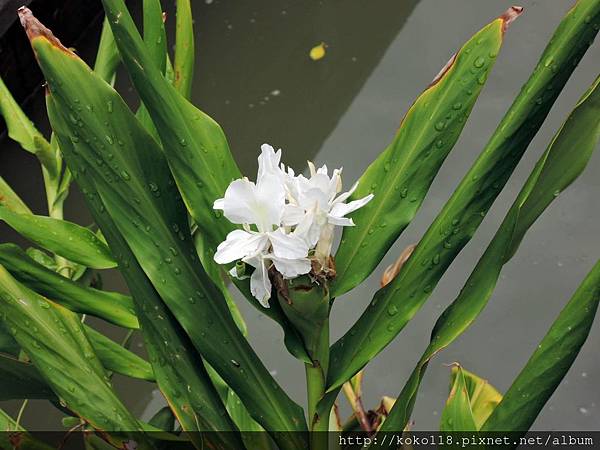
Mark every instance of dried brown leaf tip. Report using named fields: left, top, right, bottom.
left=500, top=6, right=524, bottom=34
left=380, top=243, right=416, bottom=288
left=17, top=6, right=72, bottom=54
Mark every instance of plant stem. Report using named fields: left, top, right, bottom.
left=306, top=362, right=329, bottom=450
left=15, top=399, right=29, bottom=428
left=306, top=362, right=326, bottom=429
left=42, top=165, right=71, bottom=274
left=342, top=381, right=371, bottom=433
left=306, top=317, right=330, bottom=450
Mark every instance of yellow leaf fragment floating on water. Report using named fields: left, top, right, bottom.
left=309, top=42, right=326, bottom=61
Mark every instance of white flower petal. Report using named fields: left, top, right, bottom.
left=268, top=228, right=309, bottom=259
left=333, top=180, right=359, bottom=205
left=327, top=215, right=354, bottom=227
left=271, top=255, right=311, bottom=279
left=213, top=198, right=225, bottom=210
left=254, top=174, right=286, bottom=231
left=293, top=207, right=323, bottom=247
left=282, top=204, right=305, bottom=226
left=316, top=164, right=328, bottom=175
left=221, top=179, right=258, bottom=225
left=330, top=194, right=374, bottom=218
left=248, top=256, right=272, bottom=307
left=214, top=230, right=268, bottom=264
left=258, top=144, right=282, bottom=180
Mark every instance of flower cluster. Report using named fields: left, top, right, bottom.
left=213, top=144, right=373, bottom=307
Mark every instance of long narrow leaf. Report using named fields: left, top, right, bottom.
left=142, top=0, right=167, bottom=73
left=326, top=0, right=600, bottom=393
left=101, top=0, right=307, bottom=360
left=94, top=17, right=120, bottom=84
left=481, top=260, right=600, bottom=434
left=85, top=327, right=154, bottom=381
left=49, top=102, right=243, bottom=450
left=0, top=76, right=55, bottom=173
left=174, top=0, right=194, bottom=99
left=101, top=0, right=239, bottom=250
left=0, top=243, right=137, bottom=328
left=0, top=176, right=32, bottom=215
left=380, top=73, right=600, bottom=432
left=0, top=265, right=147, bottom=443
left=21, top=10, right=306, bottom=444
left=0, top=208, right=116, bottom=269
left=332, top=6, right=521, bottom=297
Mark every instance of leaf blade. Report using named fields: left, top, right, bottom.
left=380, top=71, right=600, bottom=432
left=481, top=260, right=600, bottom=433
left=0, top=208, right=117, bottom=270
left=85, top=326, right=154, bottom=382
left=174, top=0, right=194, bottom=99
left=332, top=7, right=521, bottom=297
left=326, top=0, right=600, bottom=392
left=0, top=243, right=137, bottom=328
left=0, top=265, right=145, bottom=438
left=0, top=176, right=32, bottom=215
left=440, top=365, right=478, bottom=432
left=25, top=11, right=307, bottom=443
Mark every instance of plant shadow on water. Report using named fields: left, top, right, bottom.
left=0, top=0, right=598, bottom=433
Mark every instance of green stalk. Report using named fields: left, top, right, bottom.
left=306, top=318, right=330, bottom=450
left=41, top=162, right=71, bottom=277
left=275, top=274, right=331, bottom=447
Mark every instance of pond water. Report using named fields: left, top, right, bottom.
left=1, top=0, right=598, bottom=431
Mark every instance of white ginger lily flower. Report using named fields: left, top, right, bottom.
left=213, top=143, right=373, bottom=306
left=213, top=146, right=311, bottom=307
left=287, top=162, right=374, bottom=263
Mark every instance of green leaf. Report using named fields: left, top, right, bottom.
left=101, top=0, right=240, bottom=255
left=0, top=76, right=55, bottom=173
left=482, top=260, right=600, bottom=433
left=48, top=103, right=243, bottom=450
left=0, top=321, right=19, bottom=355
left=440, top=365, right=477, bottom=432
left=23, top=11, right=307, bottom=445
left=94, top=17, right=120, bottom=84
left=85, top=327, right=154, bottom=381
left=0, top=265, right=147, bottom=440
left=380, top=72, right=600, bottom=432
left=0, top=176, right=32, bottom=215
left=174, top=0, right=194, bottom=99
left=0, top=208, right=117, bottom=269
left=332, top=7, right=521, bottom=298
left=458, top=366, right=502, bottom=430
left=0, top=353, right=56, bottom=400
left=326, top=0, right=600, bottom=393
left=26, top=247, right=59, bottom=271
left=101, top=0, right=306, bottom=360
left=143, top=0, right=167, bottom=74
left=0, top=243, right=137, bottom=328
left=440, top=365, right=502, bottom=432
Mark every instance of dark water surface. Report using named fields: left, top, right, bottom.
left=0, top=0, right=598, bottom=431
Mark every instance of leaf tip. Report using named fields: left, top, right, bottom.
left=17, top=6, right=71, bottom=54
left=500, top=6, right=524, bottom=33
